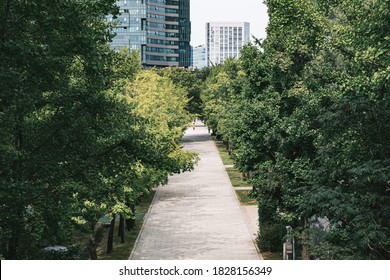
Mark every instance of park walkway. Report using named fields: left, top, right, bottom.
left=130, top=121, right=260, bottom=260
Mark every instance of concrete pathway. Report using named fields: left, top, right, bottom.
left=130, top=121, right=260, bottom=260
left=241, top=205, right=259, bottom=244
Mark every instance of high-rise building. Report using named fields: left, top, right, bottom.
left=205, top=22, right=250, bottom=66
left=191, top=45, right=206, bottom=69
left=108, top=0, right=191, bottom=68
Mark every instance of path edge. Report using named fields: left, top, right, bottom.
left=128, top=185, right=161, bottom=260
left=212, top=140, right=263, bottom=260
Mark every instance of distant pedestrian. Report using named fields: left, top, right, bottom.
left=192, top=122, right=196, bottom=130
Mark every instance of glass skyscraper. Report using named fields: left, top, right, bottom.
left=108, top=0, right=191, bottom=67
left=205, top=22, right=250, bottom=67
left=191, top=45, right=206, bottom=69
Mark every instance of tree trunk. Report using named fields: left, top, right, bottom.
left=88, top=222, right=98, bottom=260
left=106, top=213, right=116, bottom=254
left=126, top=204, right=136, bottom=231
left=125, top=217, right=135, bottom=231
left=301, top=216, right=309, bottom=260
left=224, top=140, right=231, bottom=155
left=119, top=214, right=125, bottom=243
left=89, top=234, right=98, bottom=260
left=7, top=234, right=17, bottom=260
left=118, top=214, right=123, bottom=237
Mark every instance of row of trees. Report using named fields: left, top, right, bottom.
left=0, top=0, right=198, bottom=259
left=201, top=0, right=389, bottom=259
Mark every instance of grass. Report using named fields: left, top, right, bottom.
left=235, top=190, right=257, bottom=205
left=214, top=140, right=257, bottom=207
left=97, top=221, right=142, bottom=260
left=226, top=167, right=252, bottom=188
left=96, top=190, right=155, bottom=260
left=215, top=141, right=235, bottom=165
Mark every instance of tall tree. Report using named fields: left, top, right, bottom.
left=199, top=0, right=389, bottom=259
left=157, top=67, right=206, bottom=117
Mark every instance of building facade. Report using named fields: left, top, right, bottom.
left=205, top=21, right=250, bottom=66
left=191, top=45, right=206, bottom=69
left=108, top=0, right=191, bottom=67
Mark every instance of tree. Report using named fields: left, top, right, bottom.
left=303, top=0, right=390, bottom=259
left=122, top=69, right=198, bottom=174
left=0, top=0, right=121, bottom=259
left=199, top=0, right=390, bottom=259
left=156, top=67, right=206, bottom=117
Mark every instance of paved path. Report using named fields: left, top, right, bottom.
left=130, top=121, right=260, bottom=260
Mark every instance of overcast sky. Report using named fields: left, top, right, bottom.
left=190, top=0, right=269, bottom=46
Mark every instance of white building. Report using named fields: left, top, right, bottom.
left=205, top=21, right=250, bottom=66
left=191, top=45, right=207, bottom=69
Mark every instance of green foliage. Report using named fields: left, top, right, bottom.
left=0, top=0, right=198, bottom=259
left=0, top=0, right=121, bottom=259
left=201, top=59, right=245, bottom=139
left=202, top=0, right=390, bottom=259
left=156, top=67, right=207, bottom=117
left=257, top=222, right=285, bottom=252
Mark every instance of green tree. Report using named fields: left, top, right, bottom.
left=303, top=0, right=390, bottom=259
left=0, top=0, right=122, bottom=259
left=199, top=0, right=390, bottom=259
left=122, top=70, right=198, bottom=173
left=157, top=67, right=207, bottom=117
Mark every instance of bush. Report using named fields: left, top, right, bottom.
left=309, top=242, right=357, bottom=260
left=258, top=223, right=285, bottom=252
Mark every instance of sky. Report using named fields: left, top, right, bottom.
left=190, top=0, right=269, bottom=46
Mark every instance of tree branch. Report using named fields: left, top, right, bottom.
left=335, top=45, right=386, bottom=69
